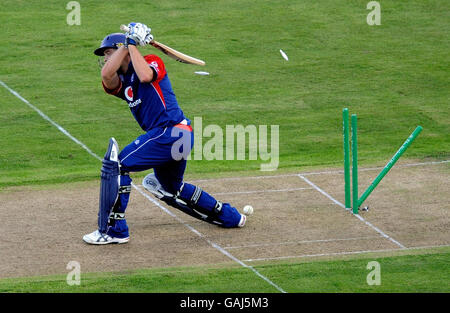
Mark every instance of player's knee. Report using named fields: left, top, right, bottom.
left=118, top=172, right=132, bottom=210
left=120, top=172, right=132, bottom=187
left=178, top=183, right=217, bottom=210
left=101, top=158, right=120, bottom=178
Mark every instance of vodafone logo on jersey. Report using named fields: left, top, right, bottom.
left=124, top=86, right=142, bottom=108
left=124, top=86, right=134, bottom=101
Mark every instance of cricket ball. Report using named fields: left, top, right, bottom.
left=243, top=205, right=254, bottom=215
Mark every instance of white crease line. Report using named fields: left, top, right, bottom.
left=298, top=175, right=346, bottom=208
left=300, top=160, right=450, bottom=176
left=134, top=185, right=313, bottom=196
left=7, top=243, right=448, bottom=269
left=224, top=236, right=383, bottom=250
left=188, top=159, right=450, bottom=183
left=243, top=244, right=450, bottom=262
left=1, top=80, right=286, bottom=294
left=211, top=187, right=313, bottom=196
left=398, top=160, right=450, bottom=167
left=245, top=249, right=400, bottom=262
left=190, top=173, right=300, bottom=183
left=298, top=174, right=406, bottom=249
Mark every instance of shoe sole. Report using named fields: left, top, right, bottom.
left=83, top=236, right=130, bottom=245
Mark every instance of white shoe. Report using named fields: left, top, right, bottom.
left=82, top=230, right=129, bottom=245
left=237, top=214, right=247, bottom=228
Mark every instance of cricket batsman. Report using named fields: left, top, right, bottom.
left=83, top=22, right=249, bottom=245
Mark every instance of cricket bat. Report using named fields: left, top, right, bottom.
left=120, top=25, right=205, bottom=66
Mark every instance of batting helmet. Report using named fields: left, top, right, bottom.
left=94, top=33, right=126, bottom=56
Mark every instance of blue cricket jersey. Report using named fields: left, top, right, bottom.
left=102, top=54, right=189, bottom=131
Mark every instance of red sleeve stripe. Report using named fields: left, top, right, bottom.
left=151, top=82, right=166, bottom=109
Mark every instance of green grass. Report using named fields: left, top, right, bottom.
left=0, top=0, right=449, bottom=187
left=1, top=250, right=449, bottom=293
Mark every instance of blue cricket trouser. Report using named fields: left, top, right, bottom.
left=106, top=125, right=242, bottom=238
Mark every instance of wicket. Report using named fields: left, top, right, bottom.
left=351, top=114, right=358, bottom=214
left=343, top=109, right=351, bottom=209
left=342, top=108, right=423, bottom=214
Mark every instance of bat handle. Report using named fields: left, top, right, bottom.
left=120, top=24, right=130, bottom=32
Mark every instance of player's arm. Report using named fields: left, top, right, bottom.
left=128, top=45, right=154, bottom=83
left=101, top=46, right=129, bottom=90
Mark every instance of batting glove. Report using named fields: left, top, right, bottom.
left=126, top=22, right=152, bottom=46
left=144, top=32, right=154, bottom=45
